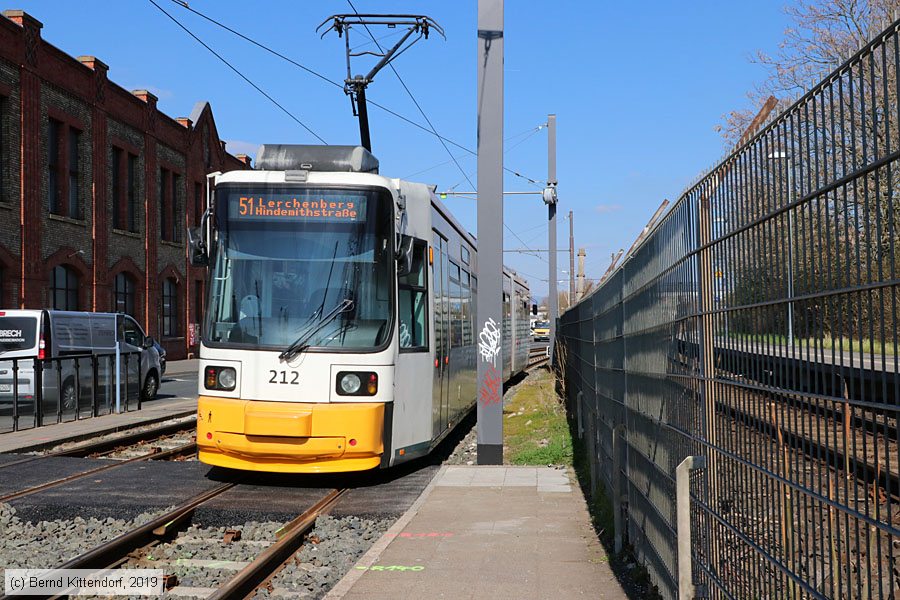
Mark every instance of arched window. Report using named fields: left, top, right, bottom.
left=113, top=272, right=135, bottom=316
left=161, top=278, right=178, bottom=337
left=50, top=265, right=79, bottom=310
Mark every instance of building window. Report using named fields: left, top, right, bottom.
left=112, top=149, right=138, bottom=231
left=161, top=278, right=178, bottom=337
left=67, top=128, right=81, bottom=219
left=127, top=153, right=137, bottom=231
left=113, top=272, right=136, bottom=316
left=50, top=265, right=79, bottom=310
left=48, top=118, right=61, bottom=213
left=112, top=147, right=123, bottom=228
left=171, top=172, right=179, bottom=241
left=160, top=168, right=180, bottom=242
left=0, top=96, right=6, bottom=201
left=159, top=168, right=169, bottom=240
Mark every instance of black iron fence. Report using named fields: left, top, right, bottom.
left=0, top=351, right=143, bottom=433
left=558, top=18, right=900, bottom=600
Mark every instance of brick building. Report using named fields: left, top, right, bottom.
left=0, top=9, right=251, bottom=360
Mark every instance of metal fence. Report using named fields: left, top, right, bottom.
left=558, top=18, right=900, bottom=600
left=0, top=351, right=143, bottom=433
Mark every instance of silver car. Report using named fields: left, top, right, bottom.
left=0, top=310, right=162, bottom=418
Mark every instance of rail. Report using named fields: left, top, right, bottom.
left=0, top=417, right=197, bottom=470
left=0, top=483, right=236, bottom=600
left=527, top=345, right=550, bottom=369
left=0, top=440, right=196, bottom=503
left=208, top=489, right=345, bottom=599
left=557, top=16, right=900, bottom=600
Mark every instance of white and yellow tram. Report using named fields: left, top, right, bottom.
left=193, top=145, right=531, bottom=473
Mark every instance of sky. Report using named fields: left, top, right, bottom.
left=16, top=0, right=793, bottom=299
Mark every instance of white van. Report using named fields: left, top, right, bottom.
left=0, top=310, right=162, bottom=421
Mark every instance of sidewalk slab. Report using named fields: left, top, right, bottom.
left=328, top=465, right=627, bottom=600
left=0, top=397, right=197, bottom=453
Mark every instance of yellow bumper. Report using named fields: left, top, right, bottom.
left=197, top=396, right=384, bottom=473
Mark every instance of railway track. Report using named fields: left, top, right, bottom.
left=0, top=484, right=346, bottom=600
left=0, top=416, right=197, bottom=470
left=527, top=345, right=550, bottom=369
left=665, top=347, right=900, bottom=503
left=708, top=368, right=900, bottom=504
left=0, top=439, right=197, bottom=503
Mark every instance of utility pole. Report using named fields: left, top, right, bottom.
left=576, top=248, right=585, bottom=300
left=544, top=115, right=558, bottom=366
left=568, top=210, right=575, bottom=306
left=475, top=0, right=503, bottom=465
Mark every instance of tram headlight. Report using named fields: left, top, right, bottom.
left=205, top=366, right=236, bottom=391
left=336, top=371, right=377, bottom=396
left=217, top=368, right=237, bottom=390
left=339, top=373, right=362, bottom=394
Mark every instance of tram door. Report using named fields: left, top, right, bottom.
left=432, top=232, right=451, bottom=437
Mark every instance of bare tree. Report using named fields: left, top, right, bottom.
left=718, top=0, right=900, bottom=147
left=716, top=1, right=900, bottom=345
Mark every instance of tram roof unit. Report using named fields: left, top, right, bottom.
left=256, top=145, right=379, bottom=173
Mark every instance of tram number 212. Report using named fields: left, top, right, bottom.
left=269, top=370, right=300, bottom=385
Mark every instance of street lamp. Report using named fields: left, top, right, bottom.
left=768, top=151, right=794, bottom=347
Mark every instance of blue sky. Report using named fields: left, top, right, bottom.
left=18, top=1, right=791, bottom=299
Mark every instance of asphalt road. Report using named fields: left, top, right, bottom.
left=156, top=369, right=199, bottom=402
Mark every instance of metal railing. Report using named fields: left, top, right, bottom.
left=558, top=18, right=900, bottom=600
left=0, top=351, right=142, bottom=433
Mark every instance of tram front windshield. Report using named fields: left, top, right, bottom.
left=204, top=185, right=393, bottom=351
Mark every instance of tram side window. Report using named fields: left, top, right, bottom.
left=398, top=239, right=428, bottom=351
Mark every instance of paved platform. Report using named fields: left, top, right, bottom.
left=328, top=465, right=627, bottom=600
left=0, top=397, right=196, bottom=454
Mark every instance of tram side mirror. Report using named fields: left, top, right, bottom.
left=188, top=227, right=208, bottom=267
left=396, top=234, right=414, bottom=277
left=532, top=303, right=538, bottom=315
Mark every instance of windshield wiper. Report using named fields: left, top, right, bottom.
left=278, top=298, right=354, bottom=362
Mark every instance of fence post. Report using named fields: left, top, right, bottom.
left=114, top=345, right=121, bottom=413
left=56, top=359, right=63, bottom=423
left=612, top=423, right=626, bottom=554
left=136, top=353, right=142, bottom=411
left=677, top=455, right=706, bottom=600
left=696, top=179, right=722, bottom=583
left=11, top=358, right=19, bottom=431
left=73, top=357, right=81, bottom=420
left=34, top=358, right=42, bottom=428
left=91, top=355, right=99, bottom=417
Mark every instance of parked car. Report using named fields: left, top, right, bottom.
left=0, top=310, right=162, bottom=415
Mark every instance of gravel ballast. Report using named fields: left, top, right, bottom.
left=255, top=515, right=392, bottom=599
left=0, top=502, right=166, bottom=574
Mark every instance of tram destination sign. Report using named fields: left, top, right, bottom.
left=228, top=193, right=367, bottom=223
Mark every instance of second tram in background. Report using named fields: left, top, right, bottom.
left=190, top=145, right=531, bottom=473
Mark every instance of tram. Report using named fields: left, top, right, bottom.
left=191, top=145, right=531, bottom=473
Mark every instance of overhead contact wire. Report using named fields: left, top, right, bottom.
left=149, top=0, right=327, bottom=143
left=347, top=0, right=475, bottom=191
left=167, top=0, right=542, bottom=187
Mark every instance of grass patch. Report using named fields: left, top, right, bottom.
left=503, top=369, right=573, bottom=466
left=727, top=333, right=897, bottom=355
